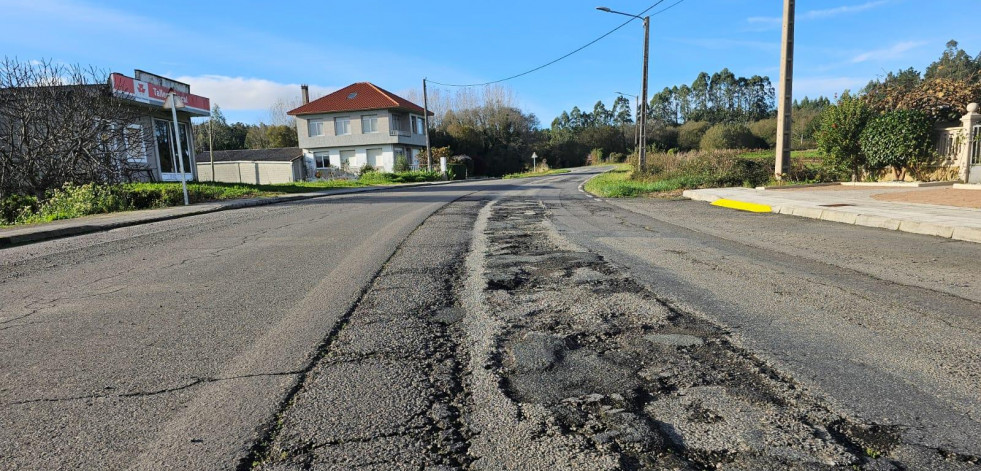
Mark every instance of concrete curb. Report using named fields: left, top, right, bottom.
left=681, top=189, right=981, bottom=244
left=0, top=180, right=459, bottom=248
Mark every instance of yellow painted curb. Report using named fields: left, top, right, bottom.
left=711, top=199, right=772, bottom=213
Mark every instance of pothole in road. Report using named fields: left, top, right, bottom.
left=477, top=198, right=920, bottom=470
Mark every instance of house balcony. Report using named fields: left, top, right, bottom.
left=390, top=129, right=410, bottom=137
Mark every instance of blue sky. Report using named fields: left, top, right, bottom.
left=2, top=0, right=979, bottom=126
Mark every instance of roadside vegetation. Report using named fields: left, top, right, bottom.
left=1, top=170, right=443, bottom=226
left=502, top=169, right=570, bottom=179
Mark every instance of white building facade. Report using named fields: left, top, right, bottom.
left=289, top=82, right=431, bottom=176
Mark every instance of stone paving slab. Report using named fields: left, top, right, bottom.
left=0, top=181, right=457, bottom=248
left=683, top=186, right=981, bottom=244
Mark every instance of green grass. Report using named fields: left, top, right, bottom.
left=502, top=169, right=571, bottom=179
left=356, top=170, right=443, bottom=184
left=1, top=172, right=443, bottom=226
left=739, top=148, right=823, bottom=160
left=583, top=165, right=678, bottom=197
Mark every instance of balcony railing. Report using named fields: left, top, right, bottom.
left=390, top=129, right=410, bottom=137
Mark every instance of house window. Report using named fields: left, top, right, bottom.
left=411, top=116, right=425, bottom=134
left=335, top=117, right=351, bottom=135
left=152, top=118, right=192, bottom=176
left=361, top=115, right=378, bottom=133
left=123, top=124, right=147, bottom=163
left=391, top=114, right=403, bottom=132
left=314, top=152, right=330, bottom=168
left=308, top=119, right=324, bottom=137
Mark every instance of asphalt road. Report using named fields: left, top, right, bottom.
left=2, top=168, right=979, bottom=470
left=0, top=182, right=509, bottom=470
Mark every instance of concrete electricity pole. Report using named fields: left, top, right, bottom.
left=774, top=0, right=795, bottom=179
left=597, top=7, right=650, bottom=171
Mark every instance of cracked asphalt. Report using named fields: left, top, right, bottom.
left=2, top=168, right=980, bottom=470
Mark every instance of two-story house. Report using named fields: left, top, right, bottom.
left=288, top=82, right=432, bottom=175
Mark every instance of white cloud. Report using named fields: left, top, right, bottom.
left=174, top=75, right=336, bottom=111
left=803, top=0, right=889, bottom=20
left=850, top=41, right=926, bottom=63
left=746, top=1, right=889, bottom=29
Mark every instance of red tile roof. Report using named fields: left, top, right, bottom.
left=287, top=82, right=432, bottom=116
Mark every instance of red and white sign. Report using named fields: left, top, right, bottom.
left=111, top=73, right=210, bottom=116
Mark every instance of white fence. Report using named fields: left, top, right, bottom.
left=196, top=161, right=302, bottom=185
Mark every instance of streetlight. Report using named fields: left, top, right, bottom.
left=163, top=88, right=189, bottom=206
left=615, top=91, right=639, bottom=151
left=597, top=6, right=649, bottom=170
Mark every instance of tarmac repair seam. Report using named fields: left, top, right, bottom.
left=711, top=198, right=772, bottom=213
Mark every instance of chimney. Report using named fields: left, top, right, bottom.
left=301, top=84, right=310, bottom=104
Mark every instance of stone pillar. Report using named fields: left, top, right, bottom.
left=959, top=103, right=980, bottom=182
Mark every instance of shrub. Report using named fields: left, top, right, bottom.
left=649, top=125, right=679, bottom=151
left=677, top=121, right=711, bottom=151
left=17, top=183, right=126, bottom=224
left=700, top=123, right=759, bottom=150
left=587, top=148, right=604, bottom=164
left=816, top=94, right=873, bottom=181
left=1, top=194, right=39, bottom=225
left=447, top=163, right=467, bottom=180
left=636, top=149, right=771, bottom=189
left=393, top=155, right=411, bottom=172
left=749, top=118, right=778, bottom=148
left=859, top=110, right=935, bottom=180
left=607, top=152, right=626, bottom=163
left=359, top=163, right=377, bottom=174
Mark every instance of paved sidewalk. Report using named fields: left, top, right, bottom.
left=0, top=181, right=457, bottom=247
left=683, top=184, right=981, bottom=243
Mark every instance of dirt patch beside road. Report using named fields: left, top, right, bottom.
left=871, top=188, right=981, bottom=209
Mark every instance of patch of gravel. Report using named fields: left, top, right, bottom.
left=460, top=197, right=953, bottom=470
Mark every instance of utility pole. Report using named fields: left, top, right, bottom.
left=640, top=15, right=649, bottom=171
left=597, top=7, right=650, bottom=170
left=774, top=0, right=795, bottom=179
left=423, top=78, right=432, bottom=172
left=209, top=113, right=215, bottom=182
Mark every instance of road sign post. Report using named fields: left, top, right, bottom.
left=532, top=152, right=538, bottom=172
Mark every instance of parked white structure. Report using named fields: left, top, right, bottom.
left=195, top=148, right=305, bottom=184
left=936, top=103, right=981, bottom=183
left=288, top=82, right=432, bottom=175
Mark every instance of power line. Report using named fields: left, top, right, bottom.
left=427, top=0, right=684, bottom=88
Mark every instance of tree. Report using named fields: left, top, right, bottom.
left=677, top=121, right=711, bottom=151
left=245, top=124, right=270, bottom=149
left=611, top=96, right=633, bottom=125
left=859, top=110, right=934, bottom=180
left=0, top=57, right=149, bottom=199
left=700, top=123, right=758, bottom=150
left=267, top=125, right=298, bottom=148
left=816, top=93, right=873, bottom=180
left=924, top=40, right=980, bottom=81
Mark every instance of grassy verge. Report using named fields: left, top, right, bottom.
left=583, top=165, right=679, bottom=197
left=502, top=169, right=571, bottom=179
left=1, top=171, right=444, bottom=227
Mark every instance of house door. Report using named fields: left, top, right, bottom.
left=340, top=150, right=356, bottom=172
left=153, top=119, right=194, bottom=182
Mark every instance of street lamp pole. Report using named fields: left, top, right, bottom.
left=615, top=91, right=639, bottom=152
left=598, top=6, right=649, bottom=170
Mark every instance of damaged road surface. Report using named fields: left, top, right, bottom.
left=3, top=169, right=981, bottom=469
